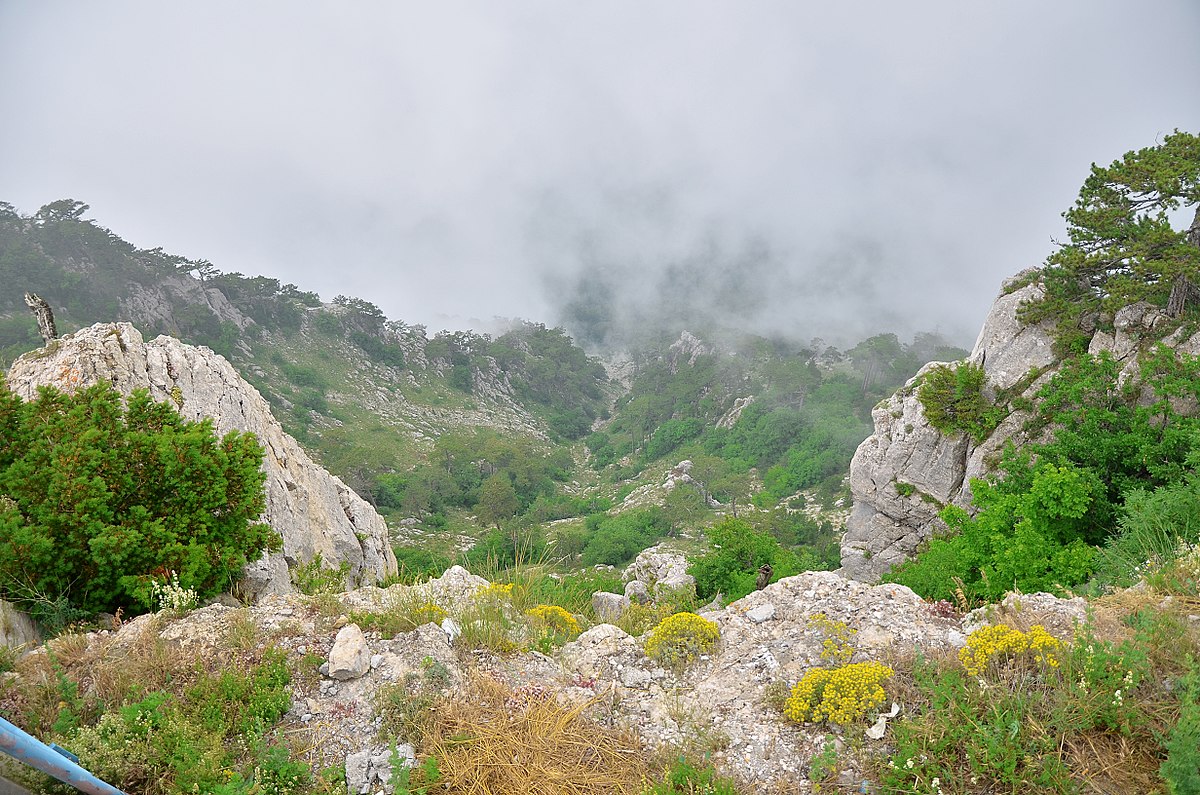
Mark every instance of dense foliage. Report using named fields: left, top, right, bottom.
left=0, top=378, right=276, bottom=619
left=917, top=361, right=1005, bottom=443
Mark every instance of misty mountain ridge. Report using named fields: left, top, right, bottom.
left=0, top=198, right=971, bottom=585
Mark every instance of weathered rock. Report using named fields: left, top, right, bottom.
left=0, top=599, right=40, bottom=649
left=624, top=580, right=650, bottom=604
left=560, top=571, right=966, bottom=788
left=340, top=565, right=488, bottom=615
left=4, top=323, right=398, bottom=599
left=121, top=274, right=253, bottom=335
left=345, top=743, right=412, bottom=794
left=591, top=591, right=629, bottom=624
left=838, top=361, right=972, bottom=582
left=963, top=591, right=1091, bottom=638
left=744, top=603, right=776, bottom=623
left=841, top=280, right=1058, bottom=581
left=967, top=277, right=1059, bottom=392
left=328, top=624, right=371, bottom=681
left=625, top=547, right=695, bottom=595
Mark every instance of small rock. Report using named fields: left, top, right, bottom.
left=744, top=603, right=776, bottom=623
left=370, top=654, right=384, bottom=669
left=328, top=624, right=371, bottom=681
left=346, top=744, right=412, bottom=795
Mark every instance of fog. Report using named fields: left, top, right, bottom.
left=2, top=2, right=1198, bottom=347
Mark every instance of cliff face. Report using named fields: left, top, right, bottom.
left=839, top=276, right=1060, bottom=581
left=841, top=270, right=1200, bottom=582
left=4, top=322, right=398, bottom=599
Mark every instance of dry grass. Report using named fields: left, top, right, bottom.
left=1062, top=730, right=1166, bottom=795
left=420, top=674, right=654, bottom=795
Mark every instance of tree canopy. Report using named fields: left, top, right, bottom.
left=1020, top=130, right=1200, bottom=352
left=0, top=378, right=277, bottom=621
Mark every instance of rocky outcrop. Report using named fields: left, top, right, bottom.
left=840, top=266, right=1200, bottom=582
left=561, top=571, right=966, bottom=787
left=4, top=322, right=397, bottom=598
left=3, top=561, right=1095, bottom=790
left=122, top=274, right=253, bottom=335
left=840, top=278, right=1058, bottom=581
left=0, top=599, right=40, bottom=648
left=624, top=546, right=695, bottom=596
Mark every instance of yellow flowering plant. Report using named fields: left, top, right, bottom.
left=959, top=624, right=1061, bottom=677
left=644, top=612, right=720, bottom=669
left=526, top=604, right=581, bottom=637
left=784, top=661, right=894, bottom=725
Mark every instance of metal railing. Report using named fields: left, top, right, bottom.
left=0, top=717, right=128, bottom=795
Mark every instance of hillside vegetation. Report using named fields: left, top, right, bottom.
left=0, top=200, right=965, bottom=598
left=1, top=132, right=1200, bottom=794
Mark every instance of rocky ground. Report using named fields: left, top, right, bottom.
left=5, top=565, right=1094, bottom=794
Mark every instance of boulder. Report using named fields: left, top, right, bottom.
left=0, top=599, right=40, bottom=649
left=4, top=323, right=398, bottom=599
left=591, top=591, right=629, bottom=624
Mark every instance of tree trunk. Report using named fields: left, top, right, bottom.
left=1168, top=206, right=1200, bottom=317
left=23, top=293, right=56, bottom=345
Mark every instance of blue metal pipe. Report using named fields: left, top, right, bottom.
left=0, top=716, right=128, bottom=795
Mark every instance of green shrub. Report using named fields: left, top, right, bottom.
left=917, top=362, right=1005, bottom=443
left=1162, top=660, right=1200, bottom=794
left=689, top=518, right=783, bottom=602
left=644, top=756, right=739, bottom=795
left=0, top=379, right=277, bottom=616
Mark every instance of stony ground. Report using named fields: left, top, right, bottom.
left=18, top=567, right=1092, bottom=794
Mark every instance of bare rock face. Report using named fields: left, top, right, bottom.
left=840, top=280, right=1057, bottom=582
left=121, top=274, right=254, bottom=336
left=0, top=599, right=40, bottom=648
left=625, top=546, right=696, bottom=595
left=4, top=322, right=397, bottom=598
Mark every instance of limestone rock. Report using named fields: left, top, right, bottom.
left=624, top=580, right=650, bottom=604
left=840, top=280, right=1058, bottom=582
left=667, top=331, right=711, bottom=373
left=121, top=275, right=253, bottom=336
left=591, top=591, right=629, bottom=624
left=625, top=547, right=695, bottom=595
left=346, top=743, right=412, bottom=794
left=0, top=600, right=40, bottom=649
left=966, top=278, right=1058, bottom=392
left=340, top=565, right=488, bottom=615
left=328, top=624, right=372, bottom=681
left=963, top=591, right=1091, bottom=639
left=4, top=323, right=398, bottom=599
left=560, top=624, right=639, bottom=680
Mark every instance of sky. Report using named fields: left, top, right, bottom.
left=2, top=2, right=1198, bottom=348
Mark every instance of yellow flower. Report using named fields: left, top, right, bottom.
left=644, top=612, right=720, bottom=668
left=526, top=604, right=581, bottom=636
left=959, top=623, right=1061, bottom=677
left=784, top=661, right=894, bottom=725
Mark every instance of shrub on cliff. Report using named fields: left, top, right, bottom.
left=0, top=377, right=277, bottom=620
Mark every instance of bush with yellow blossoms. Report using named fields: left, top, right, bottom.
left=526, top=604, right=581, bottom=636
left=958, top=624, right=1061, bottom=677
left=644, top=612, right=720, bottom=669
left=784, top=661, right=895, bottom=725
